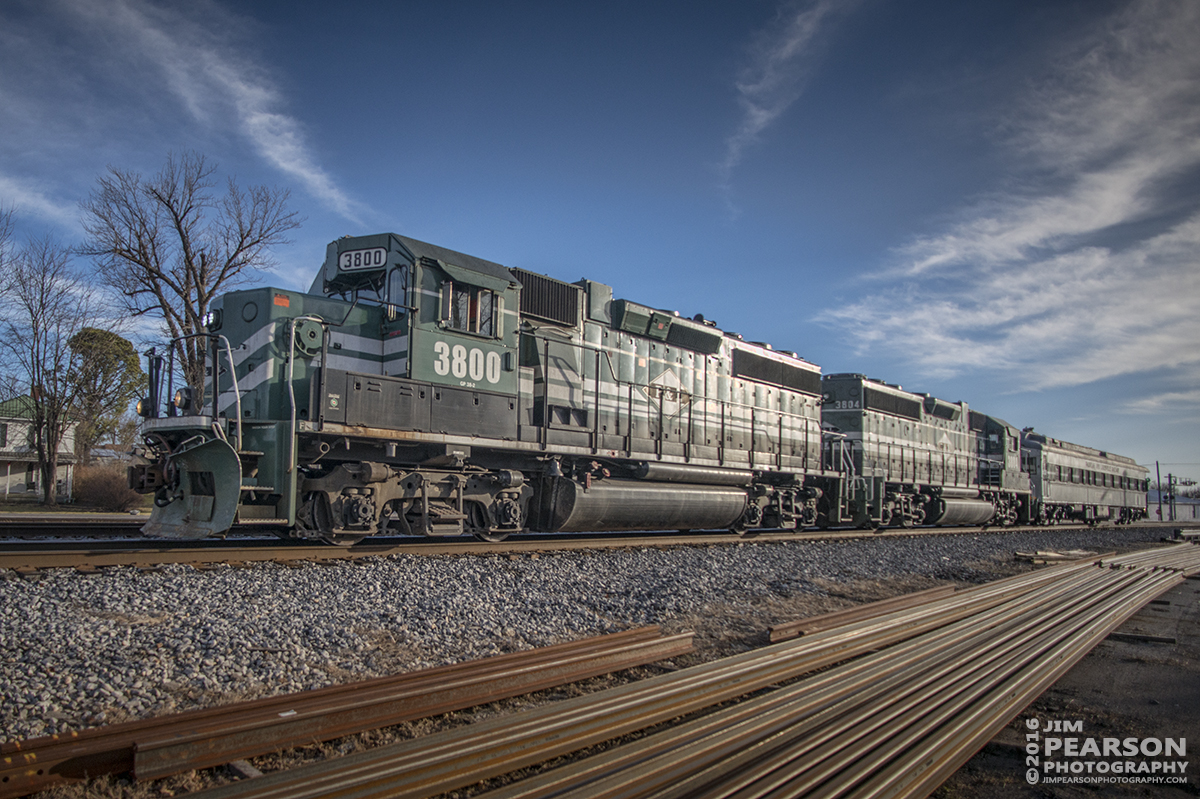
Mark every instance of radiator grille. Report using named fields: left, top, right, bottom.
left=514, top=269, right=579, bottom=326
left=864, top=386, right=922, bottom=420
left=732, top=349, right=822, bottom=396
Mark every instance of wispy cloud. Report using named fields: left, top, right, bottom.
left=0, top=0, right=361, bottom=223
left=719, top=0, right=858, bottom=204
left=70, top=0, right=363, bottom=221
left=0, top=176, right=77, bottom=229
left=820, top=0, right=1200, bottom=392
left=1123, top=388, right=1200, bottom=416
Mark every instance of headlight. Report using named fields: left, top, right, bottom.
left=203, top=309, right=222, bottom=331
left=136, top=397, right=154, bottom=418
left=173, top=388, right=193, bottom=411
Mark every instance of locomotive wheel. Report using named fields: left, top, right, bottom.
left=467, top=502, right=509, bottom=543
left=322, top=532, right=368, bottom=547
left=473, top=530, right=510, bottom=543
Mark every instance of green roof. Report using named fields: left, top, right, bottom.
left=0, top=396, right=36, bottom=420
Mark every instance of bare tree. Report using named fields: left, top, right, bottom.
left=80, top=151, right=301, bottom=395
left=0, top=231, right=104, bottom=505
left=0, top=206, right=13, bottom=267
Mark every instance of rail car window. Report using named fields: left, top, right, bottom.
left=442, top=281, right=496, bottom=337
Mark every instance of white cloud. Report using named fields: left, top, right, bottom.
left=719, top=0, right=858, bottom=199
left=0, top=0, right=362, bottom=222
left=0, top=176, right=78, bottom=229
left=821, top=0, right=1200, bottom=392
left=1123, top=388, right=1200, bottom=416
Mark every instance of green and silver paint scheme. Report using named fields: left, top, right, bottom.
left=311, top=234, right=825, bottom=479
left=819, top=373, right=995, bottom=527
left=138, top=285, right=390, bottom=536
left=968, top=411, right=1024, bottom=490
left=139, top=229, right=829, bottom=538
left=516, top=296, right=825, bottom=472
left=1021, top=431, right=1148, bottom=523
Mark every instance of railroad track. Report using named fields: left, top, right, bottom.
left=0, top=514, right=147, bottom=538
left=2, top=521, right=1193, bottom=572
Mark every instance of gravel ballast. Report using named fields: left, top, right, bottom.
left=0, top=526, right=1172, bottom=743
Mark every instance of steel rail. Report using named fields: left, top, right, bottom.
left=182, top=563, right=1104, bottom=799
left=0, top=627, right=692, bottom=799
left=768, top=585, right=958, bottom=642
left=720, top=570, right=1174, bottom=799
left=850, top=572, right=1185, bottom=799
left=472, top=547, right=1199, bottom=799
left=3, top=519, right=1188, bottom=564
left=0, top=529, right=982, bottom=571
left=1104, top=543, right=1200, bottom=570
left=133, top=629, right=694, bottom=780
left=473, top=562, right=1150, bottom=799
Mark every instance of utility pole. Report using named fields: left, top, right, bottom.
left=1156, top=461, right=1163, bottom=521
left=1167, top=473, right=1176, bottom=522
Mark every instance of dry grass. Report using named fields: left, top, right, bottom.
left=73, top=465, right=143, bottom=512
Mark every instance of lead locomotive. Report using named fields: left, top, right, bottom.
left=129, top=233, right=1147, bottom=543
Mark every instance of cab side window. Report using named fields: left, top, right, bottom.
left=443, top=281, right=497, bottom=337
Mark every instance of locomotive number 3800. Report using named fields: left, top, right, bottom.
left=433, top=341, right=503, bottom=385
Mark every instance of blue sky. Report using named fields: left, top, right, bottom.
left=1, top=0, right=1197, bottom=482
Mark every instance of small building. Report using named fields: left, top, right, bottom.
left=0, top=396, right=77, bottom=499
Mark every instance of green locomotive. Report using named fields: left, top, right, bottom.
left=130, top=233, right=827, bottom=543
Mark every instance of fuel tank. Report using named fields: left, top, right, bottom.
left=532, top=477, right=747, bottom=533
left=927, top=497, right=996, bottom=526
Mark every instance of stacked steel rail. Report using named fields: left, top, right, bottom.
left=183, top=543, right=1200, bottom=799
left=0, top=627, right=692, bottom=798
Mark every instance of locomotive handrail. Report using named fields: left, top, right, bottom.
left=164, top=332, right=243, bottom=452
left=288, top=315, right=327, bottom=473
left=216, top=334, right=243, bottom=452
